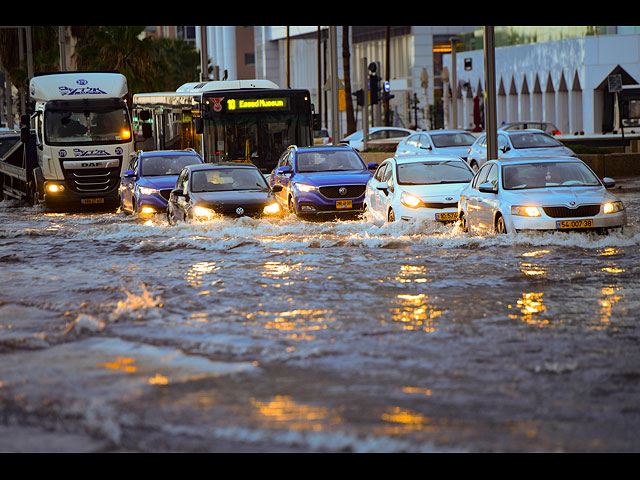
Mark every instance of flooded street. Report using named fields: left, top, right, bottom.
left=1, top=190, right=640, bottom=452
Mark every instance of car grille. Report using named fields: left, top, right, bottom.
left=319, top=185, right=366, bottom=199
left=542, top=204, right=600, bottom=218
left=423, top=202, right=458, bottom=209
left=60, top=157, right=121, bottom=194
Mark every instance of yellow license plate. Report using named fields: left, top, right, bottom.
left=435, top=212, right=458, bottom=222
left=336, top=200, right=352, bottom=209
left=81, top=198, right=105, bottom=205
left=556, top=219, right=593, bottom=229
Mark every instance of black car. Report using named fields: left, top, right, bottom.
left=167, top=163, right=283, bottom=223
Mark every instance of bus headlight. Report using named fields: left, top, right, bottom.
left=511, top=205, right=541, bottom=217
left=603, top=201, right=624, bottom=214
left=263, top=202, right=280, bottom=215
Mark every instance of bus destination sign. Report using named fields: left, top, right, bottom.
left=226, top=97, right=289, bottom=111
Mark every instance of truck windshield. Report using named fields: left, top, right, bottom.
left=45, top=104, right=131, bottom=146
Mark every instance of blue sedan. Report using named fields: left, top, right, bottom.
left=120, top=149, right=204, bottom=215
left=270, top=145, right=378, bottom=218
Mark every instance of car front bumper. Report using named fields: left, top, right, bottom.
left=509, top=210, right=627, bottom=232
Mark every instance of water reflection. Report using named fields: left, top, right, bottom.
left=389, top=294, right=442, bottom=333
left=184, top=261, right=221, bottom=288
left=250, top=395, right=341, bottom=431
left=379, top=406, right=440, bottom=435
left=520, top=249, right=549, bottom=277
left=596, top=285, right=623, bottom=329
left=509, top=292, right=548, bottom=327
left=263, top=309, right=335, bottom=341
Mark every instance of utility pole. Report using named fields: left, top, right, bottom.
left=483, top=26, right=498, bottom=161
left=329, top=26, right=340, bottom=145
left=362, top=57, right=369, bottom=151
left=199, top=26, right=208, bottom=82
left=450, top=36, right=458, bottom=130
left=59, top=26, right=67, bottom=71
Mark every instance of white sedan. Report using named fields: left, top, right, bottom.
left=458, top=157, right=627, bottom=234
left=365, top=155, right=474, bottom=223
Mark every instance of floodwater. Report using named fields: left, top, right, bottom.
left=1, top=192, right=639, bottom=452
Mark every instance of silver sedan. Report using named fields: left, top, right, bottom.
left=458, top=157, right=627, bottom=234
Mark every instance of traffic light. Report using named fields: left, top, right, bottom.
left=369, top=74, right=379, bottom=105
left=353, top=89, right=364, bottom=106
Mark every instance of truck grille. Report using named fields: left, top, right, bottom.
left=319, top=185, right=366, bottom=199
left=542, top=204, right=600, bottom=218
left=60, top=157, right=121, bottom=194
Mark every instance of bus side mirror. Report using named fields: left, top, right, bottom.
left=142, top=123, right=152, bottom=139
left=195, top=117, right=204, bottom=135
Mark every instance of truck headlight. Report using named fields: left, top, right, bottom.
left=46, top=183, right=65, bottom=193
left=603, top=201, right=624, bottom=214
left=511, top=205, right=541, bottom=217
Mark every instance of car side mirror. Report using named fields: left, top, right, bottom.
left=420, top=144, right=432, bottom=150
left=367, top=162, right=379, bottom=171
left=271, top=185, right=283, bottom=192
left=478, top=182, right=497, bottom=194
left=276, top=166, right=292, bottom=175
left=171, top=188, right=185, bottom=197
left=123, top=170, right=135, bottom=177
left=602, top=177, right=616, bottom=188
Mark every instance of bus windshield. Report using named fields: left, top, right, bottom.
left=204, top=112, right=311, bottom=173
left=45, top=103, right=131, bottom=146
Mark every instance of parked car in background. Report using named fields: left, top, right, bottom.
left=120, top=149, right=204, bottom=215
left=499, top=121, right=562, bottom=136
left=365, top=155, right=474, bottom=223
left=458, top=156, right=626, bottom=234
left=341, top=127, right=416, bottom=151
left=167, top=163, right=282, bottom=223
left=466, top=130, right=575, bottom=172
left=395, top=130, right=477, bottom=161
left=270, top=145, right=377, bottom=218
left=313, top=128, right=331, bottom=145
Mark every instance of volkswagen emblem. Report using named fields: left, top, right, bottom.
left=236, top=207, right=244, bottom=215
left=338, top=187, right=348, bottom=196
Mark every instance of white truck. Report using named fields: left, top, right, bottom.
left=0, top=72, right=134, bottom=209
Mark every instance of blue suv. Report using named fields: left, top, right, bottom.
left=270, top=145, right=377, bottom=218
left=120, top=149, right=204, bottom=215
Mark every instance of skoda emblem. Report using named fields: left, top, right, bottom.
left=236, top=207, right=244, bottom=215
left=569, top=201, right=576, bottom=207
left=338, top=187, right=348, bottom=196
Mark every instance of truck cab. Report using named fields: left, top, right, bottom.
left=27, top=72, right=134, bottom=209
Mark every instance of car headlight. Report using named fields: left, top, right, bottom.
left=400, top=191, right=423, bottom=208
left=193, top=205, right=216, bottom=218
left=603, top=201, right=624, bottom=214
left=511, top=205, right=541, bottom=217
left=138, top=186, right=159, bottom=195
left=263, top=202, right=280, bottom=215
left=296, top=183, right=318, bottom=193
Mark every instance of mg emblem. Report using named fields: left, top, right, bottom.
left=338, top=187, right=348, bottom=196
left=235, top=207, right=244, bottom=215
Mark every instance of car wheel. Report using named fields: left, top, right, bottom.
left=495, top=214, right=507, bottom=234
left=388, top=208, right=395, bottom=222
left=288, top=196, right=297, bottom=216
left=459, top=212, right=469, bottom=232
left=167, top=205, right=175, bottom=225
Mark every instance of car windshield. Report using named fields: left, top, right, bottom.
left=430, top=132, right=476, bottom=147
left=191, top=168, right=269, bottom=192
left=397, top=160, right=474, bottom=185
left=296, top=150, right=365, bottom=173
left=509, top=132, right=563, bottom=149
left=141, top=155, right=202, bottom=176
left=502, top=161, right=601, bottom=190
